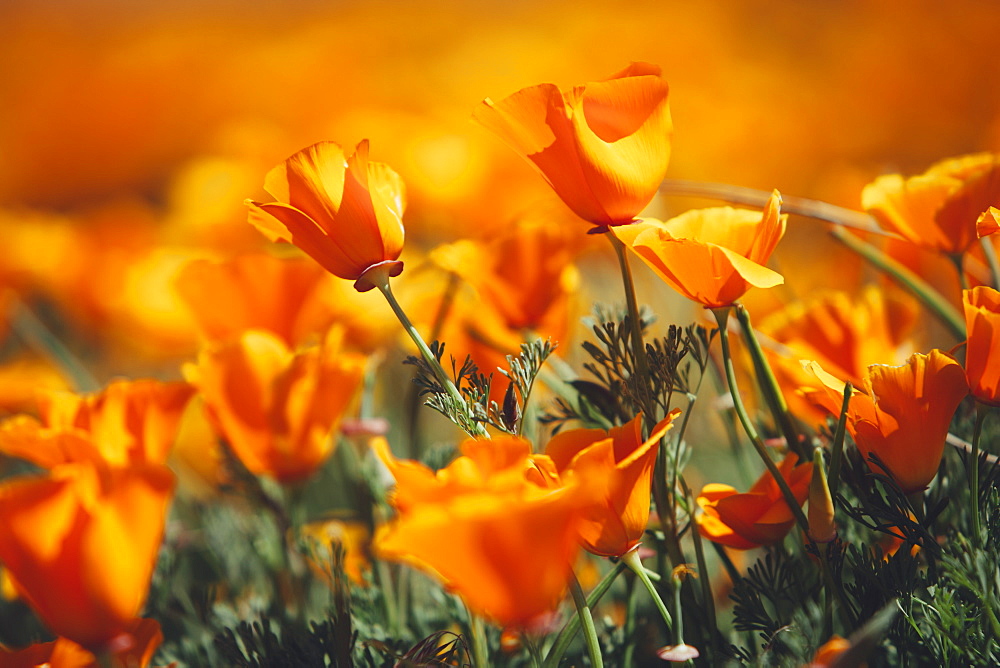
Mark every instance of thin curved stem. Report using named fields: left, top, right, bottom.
left=831, top=227, right=965, bottom=340
left=622, top=548, right=672, bottom=632
left=735, top=304, right=802, bottom=458
left=607, top=233, right=654, bottom=420
left=970, top=405, right=988, bottom=546
left=372, top=270, right=489, bottom=438
left=542, top=561, right=626, bottom=668
left=710, top=307, right=810, bottom=534
left=568, top=570, right=603, bottom=668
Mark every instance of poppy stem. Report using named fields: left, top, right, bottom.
left=608, top=233, right=654, bottom=420
left=980, top=237, right=1000, bottom=291
left=970, top=404, right=988, bottom=547
left=371, top=270, right=489, bottom=438
left=658, top=178, right=886, bottom=234
left=621, top=547, right=673, bottom=632
left=830, top=227, right=965, bottom=341
left=682, top=476, right=720, bottom=650
left=468, top=611, right=490, bottom=668
left=710, top=307, right=811, bottom=534
left=734, top=304, right=804, bottom=458
left=950, top=253, right=970, bottom=291
left=828, top=381, right=852, bottom=499
left=567, top=569, right=604, bottom=668
left=8, top=296, right=100, bottom=392
left=542, top=561, right=626, bottom=668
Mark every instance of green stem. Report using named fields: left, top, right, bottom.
left=468, top=611, right=490, bottom=668
left=671, top=573, right=685, bottom=648
left=950, top=253, right=970, bottom=291
left=524, top=634, right=543, bottom=668
left=828, top=382, right=852, bottom=499
left=710, top=307, right=810, bottom=535
left=735, top=304, right=803, bottom=458
left=621, top=573, right=638, bottom=668
left=981, top=237, right=1000, bottom=291
left=970, top=405, right=988, bottom=546
left=831, top=227, right=965, bottom=340
left=543, top=562, right=626, bottom=668
left=607, top=233, right=654, bottom=420
left=906, top=491, right=926, bottom=524
left=567, top=570, right=603, bottom=668
left=711, top=541, right=741, bottom=584
left=371, top=270, right=489, bottom=438
left=9, top=297, right=99, bottom=392
left=682, top=477, right=719, bottom=649
left=658, top=178, right=887, bottom=234
left=622, top=548, right=672, bottom=632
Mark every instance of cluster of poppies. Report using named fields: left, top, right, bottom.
left=0, top=60, right=998, bottom=666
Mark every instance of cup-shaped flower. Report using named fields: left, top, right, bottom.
left=176, top=253, right=397, bottom=353
left=375, top=435, right=597, bottom=629
left=612, top=191, right=786, bottom=308
left=758, top=286, right=918, bottom=424
left=803, top=350, right=969, bottom=493
left=0, top=379, right=194, bottom=469
left=964, top=286, right=1000, bottom=406
left=696, top=454, right=812, bottom=550
left=184, top=326, right=366, bottom=483
left=0, top=460, right=174, bottom=650
left=543, top=411, right=679, bottom=557
left=246, top=140, right=406, bottom=292
left=862, top=152, right=1000, bottom=255
left=474, top=63, right=672, bottom=227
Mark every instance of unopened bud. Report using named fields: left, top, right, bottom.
left=808, top=446, right=837, bottom=543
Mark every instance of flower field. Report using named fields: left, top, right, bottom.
left=0, top=1, right=999, bottom=666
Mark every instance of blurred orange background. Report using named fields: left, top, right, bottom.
left=0, top=0, right=997, bottom=369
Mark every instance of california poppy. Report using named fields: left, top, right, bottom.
left=612, top=191, right=786, bottom=308
left=862, top=152, right=1000, bottom=255
left=246, top=140, right=406, bottom=292
left=803, top=350, right=968, bottom=493
left=0, top=460, right=174, bottom=650
left=543, top=411, right=679, bottom=557
left=184, top=327, right=366, bottom=483
left=0, top=379, right=194, bottom=469
left=696, top=454, right=812, bottom=550
left=963, top=286, right=1000, bottom=406
left=176, top=253, right=396, bottom=353
left=474, top=63, right=672, bottom=227
left=375, top=435, right=597, bottom=629
left=758, top=286, right=918, bottom=425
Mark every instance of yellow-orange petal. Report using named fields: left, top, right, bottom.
left=964, top=286, right=1000, bottom=406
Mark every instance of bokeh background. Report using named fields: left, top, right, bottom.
left=0, top=0, right=998, bottom=378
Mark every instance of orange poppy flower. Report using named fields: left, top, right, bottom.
left=0, top=461, right=174, bottom=650
left=474, top=62, right=672, bottom=227
left=184, top=327, right=366, bottom=483
left=612, top=191, right=787, bottom=308
left=246, top=140, right=406, bottom=292
left=963, top=286, right=1000, bottom=406
left=978, top=206, right=1000, bottom=238
left=696, top=454, right=813, bottom=550
left=175, top=253, right=396, bottom=353
left=803, top=350, right=969, bottom=493
left=429, top=220, right=581, bottom=334
left=375, top=435, right=596, bottom=629
left=0, top=618, right=163, bottom=667
left=0, top=380, right=194, bottom=469
left=862, top=152, right=1000, bottom=255
left=543, top=410, right=680, bottom=557
left=758, top=286, right=918, bottom=425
